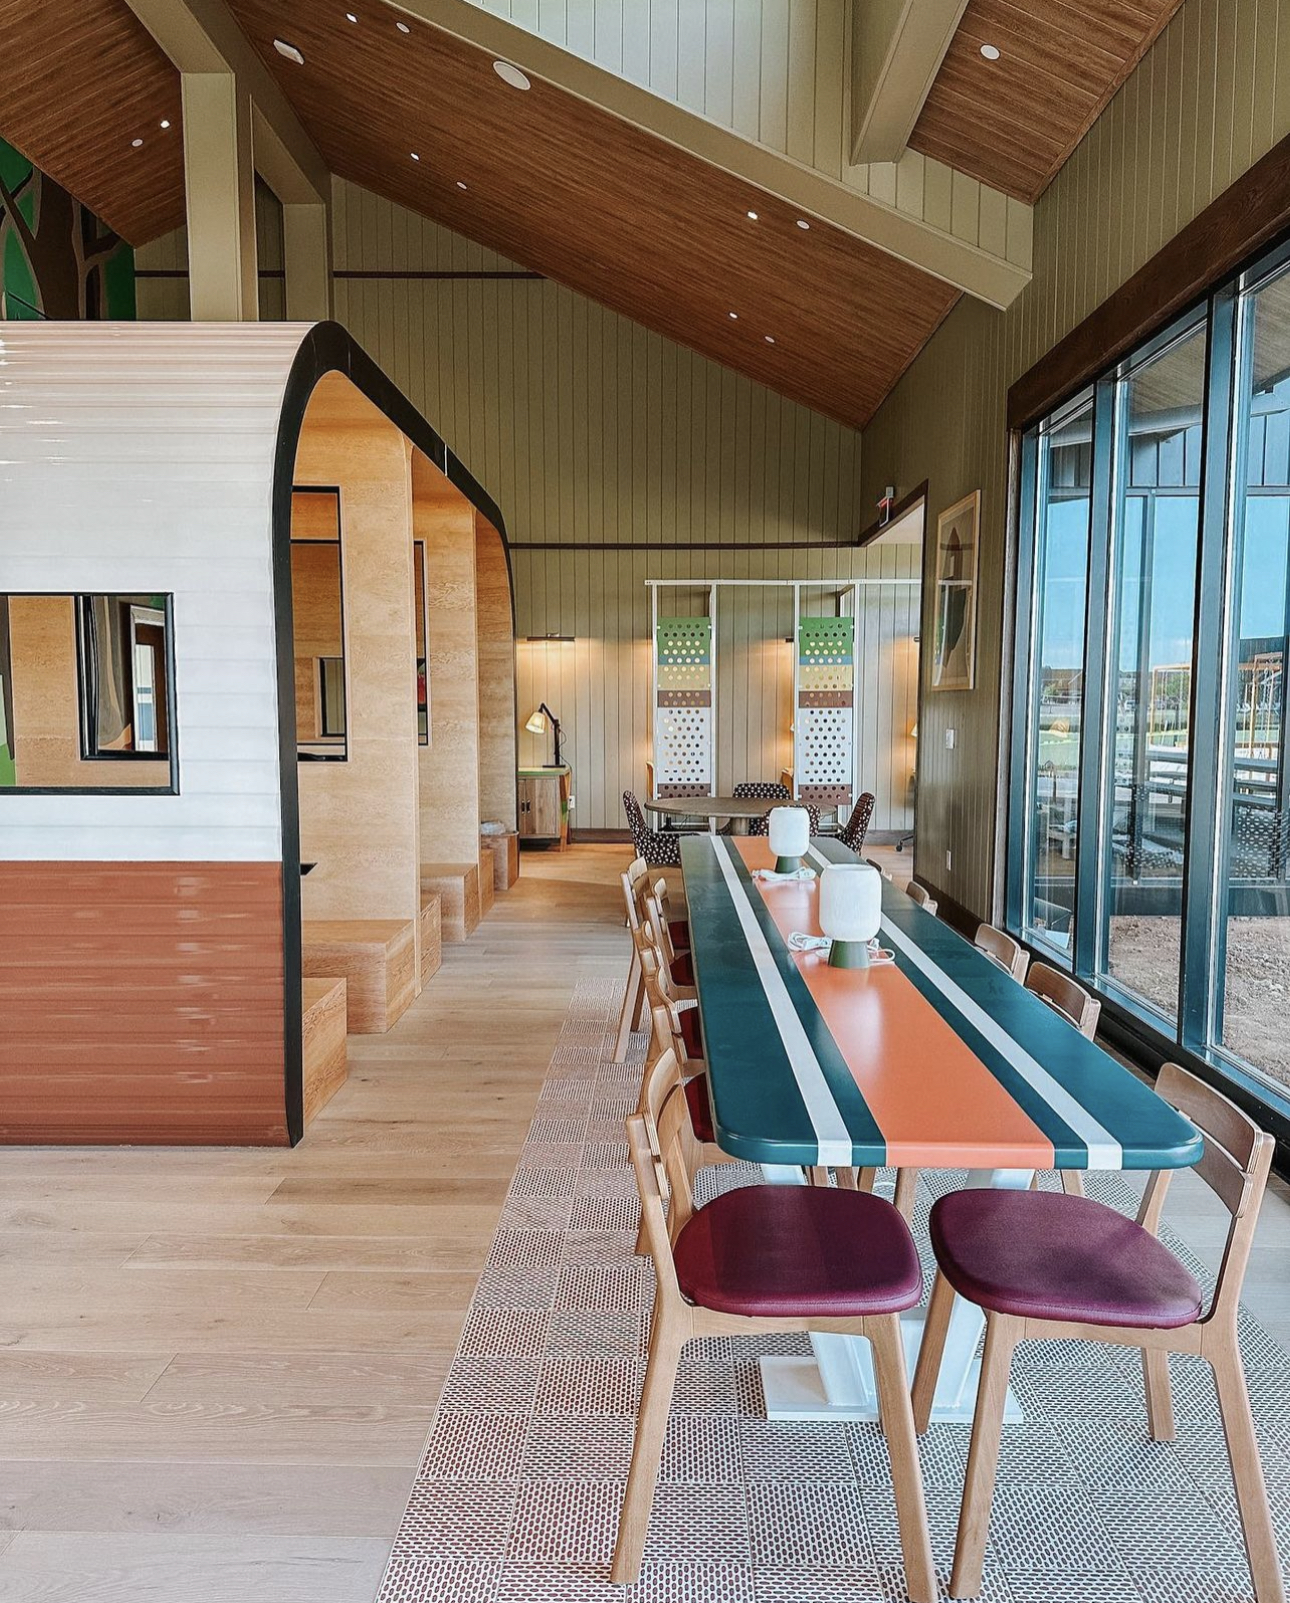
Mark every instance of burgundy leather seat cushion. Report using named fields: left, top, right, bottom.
left=683, top=1073, right=715, bottom=1144
left=668, top=919, right=691, bottom=953
left=673, top=1186, right=922, bottom=1318
left=929, top=1189, right=1204, bottom=1330
left=679, top=1007, right=703, bottom=1060
left=671, top=952, right=694, bottom=987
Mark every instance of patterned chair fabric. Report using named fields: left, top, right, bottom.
left=839, top=792, right=876, bottom=854
left=623, top=790, right=682, bottom=868
left=733, top=782, right=792, bottom=838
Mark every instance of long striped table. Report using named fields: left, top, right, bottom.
left=681, top=833, right=1202, bottom=1421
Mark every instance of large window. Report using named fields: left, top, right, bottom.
left=1011, top=241, right=1290, bottom=1118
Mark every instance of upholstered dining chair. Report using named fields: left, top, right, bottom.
left=911, top=1062, right=1283, bottom=1603
left=643, top=886, right=695, bottom=988
left=838, top=791, right=876, bottom=853
left=623, top=789, right=682, bottom=868
left=613, top=858, right=651, bottom=1061
left=615, top=1093, right=936, bottom=1601
left=974, top=922, right=1029, bottom=983
left=732, top=780, right=789, bottom=836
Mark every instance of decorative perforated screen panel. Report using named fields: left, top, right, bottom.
left=796, top=616, right=854, bottom=808
left=654, top=617, right=713, bottom=797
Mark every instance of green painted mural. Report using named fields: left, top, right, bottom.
left=0, top=138, right=134, bottom=320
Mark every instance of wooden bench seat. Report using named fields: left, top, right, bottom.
left=477, top=848, right=496, bottom=917
left=419, top=891, right=443, bottom=988
left=480, top=830, right=519, bottom=891
left=302, top=919, right=416, bottom=1033
left=302, top=977, right=348, bottom=1124
left=420, top=863, right=482, bottom=943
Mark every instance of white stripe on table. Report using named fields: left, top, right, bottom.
left=712, top=839, right=853, bottom=1165
left=806, top=846, right=1123, bottom=1168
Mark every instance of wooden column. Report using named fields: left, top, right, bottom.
left=475, top=512, right=518, bottom=831
left=284, top=200, right=332, bottom=322
left=182, top=71, right=258, bottom=320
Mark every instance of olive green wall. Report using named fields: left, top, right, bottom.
left=860, top=0, right=1290, bottom=919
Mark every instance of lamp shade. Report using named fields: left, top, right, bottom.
left=818, top=863, right=882, bottom=943
left=524, top=710, right=548, bottom=735
left=768, top=806, right=810, bottom=860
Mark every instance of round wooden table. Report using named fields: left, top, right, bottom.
left=646, top=795, right=782, bottom=834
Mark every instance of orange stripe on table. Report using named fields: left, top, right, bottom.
left=732, top=839, right=1055, bottom=1170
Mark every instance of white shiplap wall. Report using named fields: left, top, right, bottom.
left=463, top=0, right=1031, bottom=270
left=859, top=0, right=1290, bottom=918
left=0, top=322, right=311, bottom=860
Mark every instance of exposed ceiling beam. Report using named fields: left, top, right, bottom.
left=122, top=0, right=329, bottom=202
left=390, top=0, right=1029, bottom=310
left=849, top=0, right=968, bottom=167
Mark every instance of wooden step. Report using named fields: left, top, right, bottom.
left=420, top=863, right=481, bottom=944
left=302, top=920, right=416, bottom=1033
left=480, top=830, right=519, bottom=891
left=419, top=892, right=443, bottom=988
left=302, top=977, right=348, bottom=1125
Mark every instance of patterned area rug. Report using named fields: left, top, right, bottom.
left=377, top=968, right=1290, bottom=1603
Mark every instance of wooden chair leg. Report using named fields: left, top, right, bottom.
left=892, top=1167, right=919, bottom=1219
left=869, top=1313, right=937, bottom=1603
left=950, top=1314, right=1019, bottom=1600
left=632, top=966, right=649, bottom=1030
left=807, top=1166, right=831, bottom=1187
left=1211, top=1346, right=1287, bottom=1603
left=1061, top=1170, right=1085, bottom=1197
left=611, top=1304, right=686, bottom=1583
left=613, top=951, right=641, bottom=1061
left=910, top=1270, right=956, bottom=1433
left=1143, top=1347, right=1176, bottom=1441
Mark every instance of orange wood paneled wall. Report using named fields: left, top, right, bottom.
left=0, top=861, right=289, bottom=1144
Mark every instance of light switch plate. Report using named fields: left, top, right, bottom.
left=944, top=728, right=956, bottom=750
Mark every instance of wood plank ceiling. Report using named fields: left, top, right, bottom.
left=909, top=0, right=1186, bottom=202
left=220, top=0, right=957, bottom=430
left=0, top=0, right=185, bottom=244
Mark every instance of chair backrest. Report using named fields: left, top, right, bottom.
left=633, top=1049, right=698, bottom=1249
left=839, top=792, right=876, bottom=852
left=626, top=1109, right=686, bottom=1297
left=733, top=781, right=791, bottom=801
left=974, top=923, right=1029, bottom=983
left=753, top=799, right=819, bottom=838
left=1138, top=1062, right=1275, bottom=1330
left=621, top=856, right=648, bottom=932
left=636, top=921, right=686, bottom=1007
left=1025, top=960, right=1100, bottom=1039
left=907, top=882, right=938, bottom=916
left=623, top=789, right=682, bottom=868
left=643, top=887, right=676, bottom=963
left=865, top=857, right=894, bottom=881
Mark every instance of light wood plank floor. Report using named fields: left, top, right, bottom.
left=2, top=840, right=1286, bottom=1603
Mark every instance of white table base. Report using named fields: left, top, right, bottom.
left=758, top=1164, right=1031, bottom=1425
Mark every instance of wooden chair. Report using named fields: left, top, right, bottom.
left=613, top=858, right=651, bottom=1060
left=732, top=780, right=789, bottom=837
left=643, top=887, right=695, bottom=989
left=1025, top=960, right=1100, bottom=1037
left=865, top=856, right=893, bottom=880
left=615, top=1094, right=936, bottom=1600
left=906, top=881, right=938, bottom=916
left=974, top=922, right=1029, bottom=983
left=911, top=1062, right=1283, bottom=1603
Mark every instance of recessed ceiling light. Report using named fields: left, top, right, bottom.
left=456, top=180, right=468, bottom=190
left=746, top=210, right=758, bottom=221
left=159, top=119, right=170, bottom=129
left=131, top=137, right=144, bottom=148
left=396, top=19, right=411, bottom=33
left=796, top=218, right=810, bottom=230
left=273, top=38, right=305, bottom=63
left=411, top=152, right=420, bottom=161
left=764, top=335, right=775, bottom=344
left=728, top=311, right=738, bottom=320
left=345, top=10, right=357, bottom=19
left=493, top=60, right=531, bottom=90
left=980, top=42, right=1000, bottom=59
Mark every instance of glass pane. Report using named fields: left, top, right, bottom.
left=291, top=488, right=347, bottom=761
left=1022, top=395, right=1093, bottom=953
left=1216, top=265, right=1290, bottom=1091
left=0, top=593, right=173, bottom=790
left=1100, top=323, right=1205, bottom=1017
left=1089, top=326, right=1205, bottom=1012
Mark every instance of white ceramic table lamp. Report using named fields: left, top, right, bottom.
left=767, top=805, right=811, bottom=873
left=818, top=862, right=882, bottom=968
